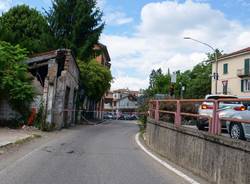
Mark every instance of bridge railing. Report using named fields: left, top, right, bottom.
left=149, top=98, right=250, bottom=136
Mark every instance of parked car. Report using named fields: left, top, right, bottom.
left=197, top=95, right=243, bottom=130
left=103, top=112, right=113, bottom=119
left=224, top=105, right=250, bottom=140
left=118, top=114, right=125, bottom=120
left=128, top=114, right=138, bottom=120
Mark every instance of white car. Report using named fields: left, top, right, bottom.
left=197, top=95, right=245, bottom=130
left=224, top=106, right=250, bottom=140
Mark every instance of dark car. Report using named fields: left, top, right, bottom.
left=128, top=114, right=138, bottom=120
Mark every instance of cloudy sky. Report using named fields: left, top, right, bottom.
left=1, top=0, right=250, bottom=90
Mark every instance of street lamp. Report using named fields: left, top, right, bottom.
left=184, top=37, right=218, bottom=94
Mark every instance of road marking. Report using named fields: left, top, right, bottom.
left=135, top=133, right=200, bottom=184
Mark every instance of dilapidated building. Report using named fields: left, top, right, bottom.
left=27, top=49, right=80, bottom=129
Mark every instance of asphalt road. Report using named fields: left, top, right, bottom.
left=0, top=120, right=191, bottom=184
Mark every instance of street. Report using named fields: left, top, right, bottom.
left=0, top=120, right=191, bottom=184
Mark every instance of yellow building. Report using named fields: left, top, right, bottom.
left=212, top=47, right=250, bottom=97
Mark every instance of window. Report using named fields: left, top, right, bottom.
left=245, top=59, right=250, bottom=75
left=223, top=63, right=228, bottom=74
left=222, top=80, right=228, bottom=94
left=241, top=79, right=250, bottom=92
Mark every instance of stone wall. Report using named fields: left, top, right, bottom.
left=0, top=98, right=17, bottom=121
left=39, top=50, right=79, bottom=129
left=146, top=119, right=250, bottom=184
left=51, top=51, right=79, bottom=129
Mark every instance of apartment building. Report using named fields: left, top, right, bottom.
left=211, top=47, right=250, bottom=97
left=104, top=89, right=139, bottom=114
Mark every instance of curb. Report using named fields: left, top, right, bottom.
left=135, top=132, right=200, bottom=184
left=0, top=134, right=41, bottom=150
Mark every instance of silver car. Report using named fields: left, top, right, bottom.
left=197, top=95, right=244, bottom=130
left=224, top=107, right=250, bottom=140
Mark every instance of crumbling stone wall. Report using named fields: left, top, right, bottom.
left=51, top=50, right=79, bottom=129
left=29, top=49, right=79, bottom=130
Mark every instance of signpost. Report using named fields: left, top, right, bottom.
left=171, top=72, right=176, bottom=83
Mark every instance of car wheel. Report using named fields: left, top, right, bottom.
left=230, top=123, right=245, bottom=140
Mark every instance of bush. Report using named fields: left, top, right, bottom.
left=139, top=114, right=147, bottom=132
left=0, top=41, right=35, bottom=127
left=34, top=102, right=45, bottom=130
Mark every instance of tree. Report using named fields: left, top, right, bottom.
left=206, top=49, right=223, bottom=62
left=174, top=49, right=223, bottom=99
left=145, top=49, right=224, bottom=99
left=0, top=41, right=34, bottom=116
left=47, top=0, right=104, bottom=60
left=145, top=68, right=171, bottom=97
left=78, top=60, right=112, bottom=101
left=0, top=5, right=55, bottom=54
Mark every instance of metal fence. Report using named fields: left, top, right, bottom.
left=149, top=98, right=250, bottom=136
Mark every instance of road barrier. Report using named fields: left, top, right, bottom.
left=147, top=98, right=250, bottom=184
left=149, top=98, right=250, bottom=136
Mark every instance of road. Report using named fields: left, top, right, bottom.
left=0, top=120, right=192, bottom=184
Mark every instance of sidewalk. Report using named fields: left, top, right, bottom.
left=0, top=127, right=41, bottom=149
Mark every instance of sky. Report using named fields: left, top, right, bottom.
left=1, top=0, right=250, bottom=91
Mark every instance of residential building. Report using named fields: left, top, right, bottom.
left=104, top=91, right=113, bottom=111
left=93, top=43, right=111, bottom=119
left=211, top=47, right=250, bottom=97
left=73, top=43, right=111, bottom=121
left=104, top=89, right=139, bottom=114
left=94, top=43, right=111, bottom=69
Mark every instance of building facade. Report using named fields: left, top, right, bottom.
left=28, top=49, right=80, bottom=129
left=93, top=43, right=111, bottom=119
left=104, top=89, right=139, bottom=114
left=212, top=47, right=250, bottom=97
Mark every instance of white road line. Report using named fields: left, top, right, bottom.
left=135, top=133, right=200, bottom=184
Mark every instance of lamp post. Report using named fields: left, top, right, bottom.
left=184, top=37, right=218, bottom=94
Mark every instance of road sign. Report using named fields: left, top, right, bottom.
left=171, top=72, right=176, bottom=83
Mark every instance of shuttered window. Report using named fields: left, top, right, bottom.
left=244, top=59, right=250, bottom=75
left=241, top=80, right=244, bottom=92
left=241, top=79, right=250, bottom=92
left=223, top=63, right=228, bottom=74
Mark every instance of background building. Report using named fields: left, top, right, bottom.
left=212, top=47, right=250, bottom=97
left=104, top=89, right=139, bottom=114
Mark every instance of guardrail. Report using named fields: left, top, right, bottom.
left=149, top=98, right=250, bottom=136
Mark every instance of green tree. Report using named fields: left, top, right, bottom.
left=47, top=0, right=104, bottom=60
left=206, top=49, right=223, bottom=62
left=0, top=5, right=55, bottom=54
left=78, top=60, right=112, bottom=101
left=146, top=68, right=171, bottom=97
left=0, top=41, right=34, bottom=116
left=145, top=50, right=224, bottom=99
left=174, top=49, right=223, bottom=99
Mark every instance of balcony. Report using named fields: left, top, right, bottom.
left=104, top=104, right=113, bottom=110
left=237, top=68, right=250, bottom=77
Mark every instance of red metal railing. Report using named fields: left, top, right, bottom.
left=149, top=98, right=250, bottom=136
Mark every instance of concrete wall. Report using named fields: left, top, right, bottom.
left=0, top=98, right=17, bottom=121
left=146, top=119, right=250, bottom=184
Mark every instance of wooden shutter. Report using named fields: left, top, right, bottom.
left=241, top=80, right=244, bottom=92
left=244, top=59, right=250, bottom=75
left=223, top=63, right=228, bottom=74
